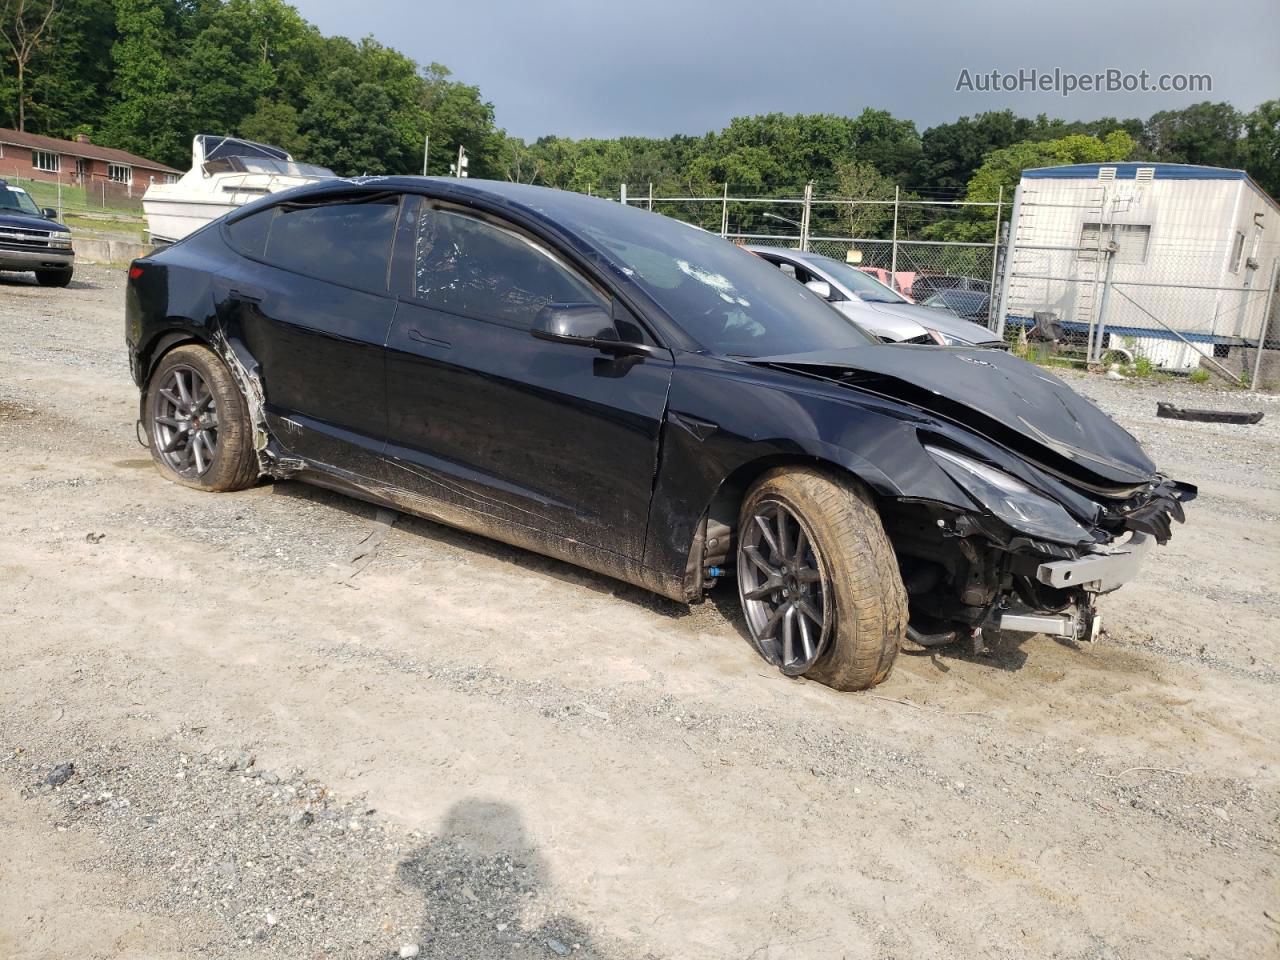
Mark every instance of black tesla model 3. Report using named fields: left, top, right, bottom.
left=125, top=178, right=1193, bottom=690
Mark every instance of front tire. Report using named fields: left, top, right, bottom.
left=145, top=344, right=259, bottom=492
left=737, top=467, right=906, bottom=691
left=35, top=268, right=73, bottom=287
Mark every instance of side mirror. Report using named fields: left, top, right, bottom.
left=532, top=302, right=636, bottom=352
left=804, top=279, right=833, bottom=300
left=42, top=207, right=59, bottom=220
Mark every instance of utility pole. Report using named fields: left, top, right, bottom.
left=450, top=145, right=468, bottom=178
left=800, top=181, right=813, bottom=252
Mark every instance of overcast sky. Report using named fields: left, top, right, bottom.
left=291, top=0, right=1279, bottom=140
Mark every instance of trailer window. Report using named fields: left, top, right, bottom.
left=1078, top=223, right=1151, bottom=265
left=1229, top=231, right=1246, bottom=273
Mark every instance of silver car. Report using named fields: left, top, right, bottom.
left=746, top=245, right=1003, bottom=347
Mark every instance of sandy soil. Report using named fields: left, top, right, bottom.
left=1, top=266, right=1277, bottom=959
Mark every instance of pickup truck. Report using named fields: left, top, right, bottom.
left=0, top=180, right=74, bottom=286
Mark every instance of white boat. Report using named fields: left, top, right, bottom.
left=143, top=135, right=335, bottom=243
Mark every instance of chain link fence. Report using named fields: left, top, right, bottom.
left=2, top=171, right=146, bottom=220
left=618, top=184, right=1003, bottom=318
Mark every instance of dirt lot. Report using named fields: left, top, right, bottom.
left=2, top=266, right=1278, bottom=960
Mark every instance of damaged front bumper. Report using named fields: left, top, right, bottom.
left=1034, top=533, right=1152, bottom=593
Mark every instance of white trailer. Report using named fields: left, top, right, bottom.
left=997, top=163, right=1280, bottom=370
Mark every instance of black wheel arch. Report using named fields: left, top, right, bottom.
left=134, top=327, right=216, bottom=421
left=682, top=451, right=900, bottom=601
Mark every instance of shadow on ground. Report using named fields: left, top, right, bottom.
left=398, top=799, right=635, bottom=959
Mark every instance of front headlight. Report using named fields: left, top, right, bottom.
left=48, top=236, right=72, bottom=248
left=926, top=446, right=1090, bottom=545
left=925, top=327, right=970, bottom=347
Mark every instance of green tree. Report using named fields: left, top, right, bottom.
left=916, top=111, right=1034, bottom=194
left=101, top=0, right=191, bottom=167
left=0, top=0, right=58, bottom=130
left=928, top=130, right=1137, bottom=242
left=23, top=0, right=115, bottom=137
left=1141, top=101, right=1243, bottom=168
left=1240, top=100, right=1280, bottom=199
left=237, top=96, right=306, bottom=155
left=299, top=64, right=401, bottom=175
left=420, top=62, right=501, bottom=178
left=966, top=130, right=1136, bottom=205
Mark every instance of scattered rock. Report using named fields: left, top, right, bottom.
left=85, top=532, right=106, bottom=544
left=398, top=944, right=420, bottom=958
left=43, top=762, right=74, bottom=787
left=546, top=937, right=570, bottom=956
left=289, top=809, right=314, bottom=827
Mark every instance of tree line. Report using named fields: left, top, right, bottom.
left=1, top=0, right=1277, bottom=238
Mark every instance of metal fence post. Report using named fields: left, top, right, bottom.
left=620, top=182, right=627, bottom=205
left=989, top=220, right=1009, bottom=329
left=800, top=181, right=813, bottom=252
left=1251, top=258, right=1279, bottom=391
left=890, top=185, right=900, bottom=278
left=986, top=185, right=1003, bottom=317
left=1091, top=240, right=1118, bottom=364
left=720, top=182, right=729, bottom=238
left=647, top=182, right=653, bottom=212
left=993, top=182, right=1023, bottom=340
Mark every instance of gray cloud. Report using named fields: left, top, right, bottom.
left=292, top=0, right=1280, bottom=138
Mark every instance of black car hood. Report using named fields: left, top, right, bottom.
left=0, top=211, right=67, bottom=232
left=749, top=344, right=1157, bottom=486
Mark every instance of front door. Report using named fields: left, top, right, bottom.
left=382, top=197, right=673, bottom=560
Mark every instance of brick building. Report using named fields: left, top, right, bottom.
left=0, top=128, right=181, bottom=194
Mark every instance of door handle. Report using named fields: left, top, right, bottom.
left=408, top=328, right=451, bottom=349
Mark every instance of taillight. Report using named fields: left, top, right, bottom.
left=128, top=264, right=144, bottom=280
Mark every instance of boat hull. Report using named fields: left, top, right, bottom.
left=142, top=196, right=240, bottom=244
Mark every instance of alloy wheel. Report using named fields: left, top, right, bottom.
left=153, top=364, right=220, bottom=478
left=737, top=499, right=832, bottom=674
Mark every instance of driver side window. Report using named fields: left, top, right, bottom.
left=413, top=205, right=606, bottom=330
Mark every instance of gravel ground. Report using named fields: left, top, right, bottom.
left=1, top=267, right=1278, bottom=960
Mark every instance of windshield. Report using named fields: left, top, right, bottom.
left=1, top=185, right=43, bottom=217
left=926, top=290, right=987, bottom=314
left=543, top=198, right=878, bottom=356
left=807, top=256, right=907, bottom=304
left=205, top=156, right=335, bottom=178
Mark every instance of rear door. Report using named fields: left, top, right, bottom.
left=382, top=196, right=673, bottom=560
left=219, top=193, right=402, bottom=473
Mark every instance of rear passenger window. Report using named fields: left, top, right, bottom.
left=413, top=206, right=605, bottom=328
left=225, top=207, right=275, bottom=258
left=263, top=196, right=400, bottom=292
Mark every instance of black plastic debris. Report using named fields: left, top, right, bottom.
left=1156, top=403, right=1263, bottom=425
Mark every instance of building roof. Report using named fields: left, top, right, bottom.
left=1022, top=162, right=1280, bottom=214
left=1023, top=162, right=1248, bottom=181
left=0, top=128, right=182, bottom=174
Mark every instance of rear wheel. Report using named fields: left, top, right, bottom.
left=145, top=344, right=259, bottom=492
left=35, top=268, right=72, bottom=287
left=737, top=467, right=906, bottom=691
